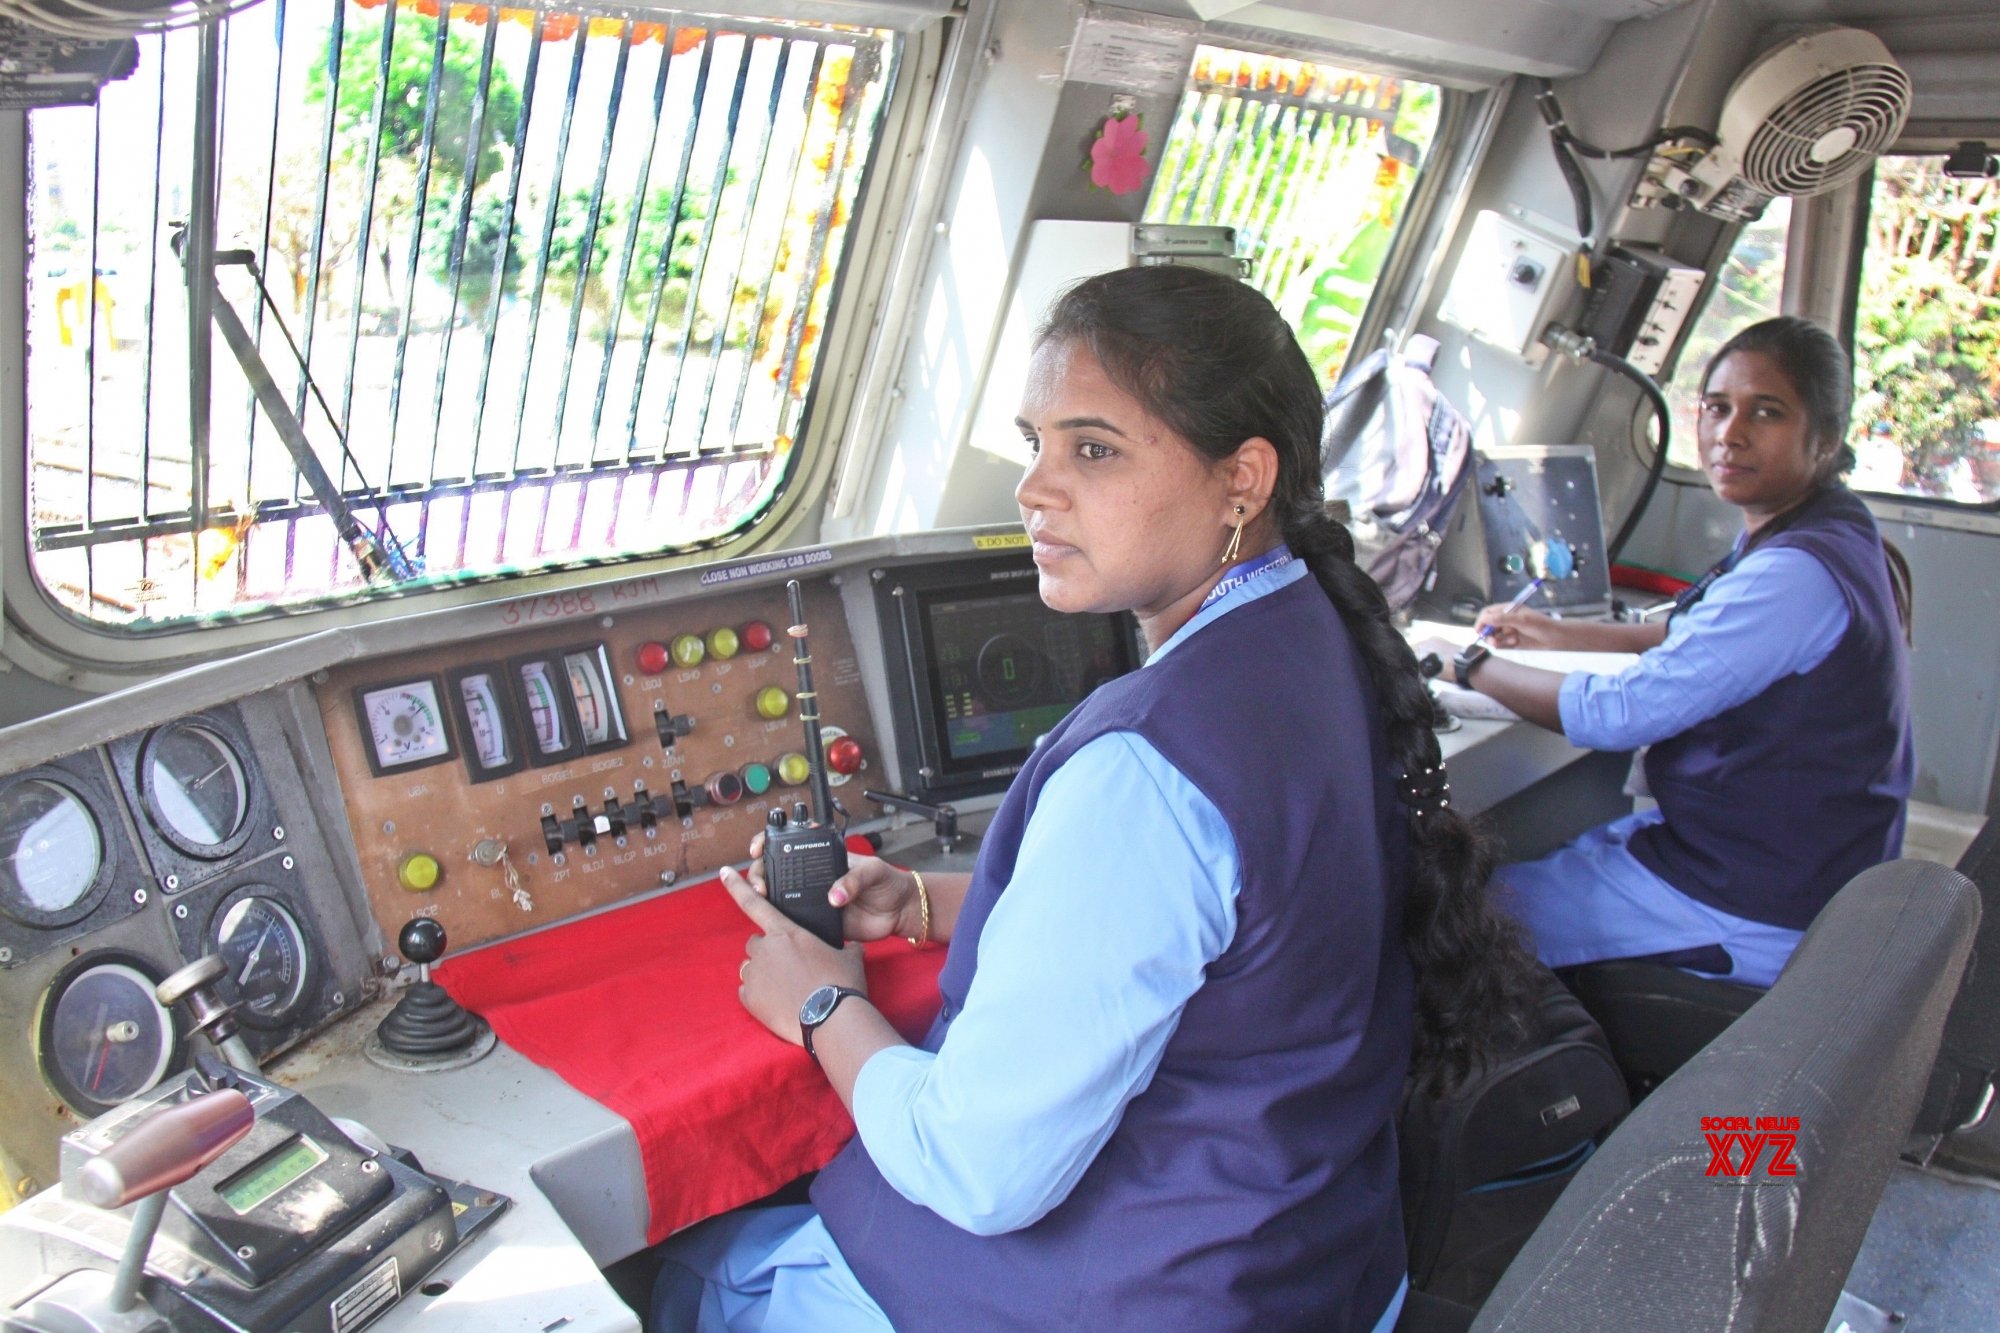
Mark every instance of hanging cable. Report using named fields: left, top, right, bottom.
left=1532, top=79, right=1719, bottom=243
left=1595, top=349, right=1672, bottom=566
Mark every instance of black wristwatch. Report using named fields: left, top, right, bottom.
left=1452, top=642, right=1491, bottom=688
left=799, top=984, right=869, bottom=1060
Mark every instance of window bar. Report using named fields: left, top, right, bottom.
left=1178, top=93, right=1244, bottom=226
left=380, top=14, right=458, bottom=506
left=626, top=38, right=717, bottom=467
left=84, top=94, right=103, bottom=562
left=417, top=14, right=505, bottom=553
left=653, top=42, right=759, bottom=463
left=233, top=0, right=292, bottom=602
left=586, top=24, right=687, bottom=459
left=724, top=41, right=827, bottom=446
left=772, top=45, right=876, bottom=430
left=541, top=22, right=635, bottom=474
left=1240, top=102, right=1305, bottom=285
left=464, top=29, right=547, bottom=478
left=335, top=5, right=402, bottom=493
left=587, top=28, right=692, bottom=551
left=1148, top=87, right=1205, bottom=215
left=138, top=44, right=169, bottom=599
left=688, top=38, right=802, bottom=458
left=1258, top=105, right=1351, bottom=296
left=1254, top=104, right=1335, bottom=294
left=187, top=18, right=226, bottom=564
left=1218, top=96, right=1283, bottom=234
left=502, top=35, right=592, bottom=480
left=545, top=26, right=638, bottom=560
left=294, top=0, right=346, bottom=427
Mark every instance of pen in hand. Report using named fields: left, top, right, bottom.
left=1473, top=577, right=1545, bottom=646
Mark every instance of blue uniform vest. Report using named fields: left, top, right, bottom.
left=1630, top=487, right=1913, bottom=930
left=812, top=573, right=1413, bottom=1331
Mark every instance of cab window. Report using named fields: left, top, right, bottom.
left=1143, top=45, right=1442, bottom=386
left=1662, top=197, right=1790, bottom=472
left=26, top=1, right=905, bottom=629
left=1850, top=154, right=1999, bottom=505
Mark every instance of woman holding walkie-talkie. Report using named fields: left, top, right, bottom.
left=653, top=265, right=1540, bottom=1333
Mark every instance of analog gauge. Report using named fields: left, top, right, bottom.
left=40, top=956, right=178, bottom=1116
left=211, top=893, right=309, bottom=1026
left=459, top=672, right=515, bottom=771
left=0, top=777, right=107, bottom=927
left=562, top=646, right=627, bottom=750
left=141, top=721, right=251, bottom=857
left=356, top=678, right=454, bottom=777
left=517, top=660, right=571, bottom=759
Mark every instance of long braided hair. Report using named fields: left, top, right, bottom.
left=1039, top=264, right=1539, bottom=1086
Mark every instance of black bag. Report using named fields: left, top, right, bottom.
left=1321, top=334, right=1475, bottom=613
left=1398, top=971, right=1630, bottom=1307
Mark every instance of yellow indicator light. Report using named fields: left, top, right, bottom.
left=706, top=626, right=740, bottom=660
left=398, top=853, right=442, bottom=892
left=755, top=685, right=791, bottom=720
left=671, top=634, right=705, bottom=668
left=777, top=752, right=812, bottom=786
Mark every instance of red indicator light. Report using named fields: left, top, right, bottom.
left=636, top=642, right=670, bottom=676
left=826, top=736, right=863, bottom=775
left=741, top=620, right=775, bottom=653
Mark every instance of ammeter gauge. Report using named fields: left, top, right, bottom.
left=562, top=644, right=628, bottom=751
left=448, top=667, right=524, bottom=782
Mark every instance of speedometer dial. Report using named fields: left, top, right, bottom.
left=140, top=720, right=251, bottom=858
left=0, top=777, right=107, bottom=927
left=211, top=892, right=310, bottom=1026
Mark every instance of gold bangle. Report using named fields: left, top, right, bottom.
left=906, top=869, right=931, bottom=949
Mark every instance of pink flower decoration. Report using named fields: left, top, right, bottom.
left=1089, top=114, right=1150, bottom=196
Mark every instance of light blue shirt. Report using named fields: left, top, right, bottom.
left=849, top=560, right=1315, bottom=1231
left=660, top=554, right=1410, bottom=1333
left=1558, top=544, right=1850, bottom=750
left=1504, top=542, right=1854, bottom=990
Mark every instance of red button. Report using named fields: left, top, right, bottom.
left=741, top=620, right=775, bottom=653
left=825, top=736, right=864, bottom=775
left=637, top=642, right=670, bottom=675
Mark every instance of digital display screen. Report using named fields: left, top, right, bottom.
left=920, top=586, right=1133, bottom=773
left=216, top=1135, right=327, bottom=1215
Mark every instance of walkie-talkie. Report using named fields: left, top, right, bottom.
left=760, top=579, right=848, bottom=948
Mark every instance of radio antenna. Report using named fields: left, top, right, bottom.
left=785, top=579, right=837, bottom=827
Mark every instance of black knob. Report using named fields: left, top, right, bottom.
left=767, top=807, right=788, bottom=831
left=399, top=918, right=447, bottom=966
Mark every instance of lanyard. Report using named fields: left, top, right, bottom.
left=1669, top=488, right=1826, bottom=621
left=1200, top=545, right=1294, bottom=611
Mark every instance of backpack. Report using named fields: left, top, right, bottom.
left=1398, top=969, right=1630, bottom=1307
left=1322, top=334, right=1474, bottom=612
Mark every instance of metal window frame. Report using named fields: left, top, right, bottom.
left=0, top=7, right=949, bottom=688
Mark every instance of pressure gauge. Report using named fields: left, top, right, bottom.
left=0, top=776, right=108, bottom=928
left=355, top=678, right=455, bottom=777
left=139, top=719, right=253, bottom=858
left=39, top=954, right=180, bottom=1117
left=211, top=891, right=310, bottom=1026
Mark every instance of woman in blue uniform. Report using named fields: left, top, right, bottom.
left=651, top=265, right=1539, bottom=1332
left=1441, top=317, right=1913, bottom=988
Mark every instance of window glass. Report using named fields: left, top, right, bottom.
left=1662, top=197, right=1789, bottom=472
left=1143, top=46, right=1441, bottom=386
left=27, top=2, right=901, bottom=628
left=1851, top=156, right=2000, bottom=504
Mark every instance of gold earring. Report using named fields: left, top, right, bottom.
left=1221, top=504, right=1246, bottom=566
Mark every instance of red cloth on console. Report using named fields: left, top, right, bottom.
left=432, top=841, right=943, bottom=1244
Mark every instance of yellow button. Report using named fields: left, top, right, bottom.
left=398, top=853, right=441, bottom=892
left=755, top=685, right=791, bottom=720
left=671, top=633, right=705, bottom=668
left=707, top=626, right=740, bottom=660
left=776, top=752, right=812, bottom=786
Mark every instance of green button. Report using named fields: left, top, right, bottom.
left=741, top=763, right=773, bottom=796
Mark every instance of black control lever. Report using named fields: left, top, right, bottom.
left=864, top=789, right=963, bottom=853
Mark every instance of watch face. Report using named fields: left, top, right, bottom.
left=800, top=984, right=843, bottom=1027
